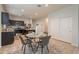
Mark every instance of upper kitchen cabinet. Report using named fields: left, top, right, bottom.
left=1, top=12, right=9, bottom=25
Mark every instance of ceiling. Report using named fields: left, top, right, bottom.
left=3, top=4, right=70, bottom=20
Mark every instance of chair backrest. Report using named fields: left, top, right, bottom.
left=19, top=35, right=32, bottom=45
left=39, top=36, right=51, bottom=46
left=19, top=35, right=26, bottom=45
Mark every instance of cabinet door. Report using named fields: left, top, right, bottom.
left=2, top=32, right=14, bottom=46
left=1, top=12, right=9, bottom=25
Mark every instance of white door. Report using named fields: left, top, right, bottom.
left=60, top=17, right=73, bottom=43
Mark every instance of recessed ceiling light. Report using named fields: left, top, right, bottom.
left=35, top=13, right=38, bottom=16
left=45, top=4, right=48, bottom=7
left=21, top=9, right=24, bottom=12
left=30, top=16, right=32, bottom=18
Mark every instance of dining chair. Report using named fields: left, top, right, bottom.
left=19, top=35, right=33, bottom=54
left=25, top=36, right=37, bottom=54
left=38, top=36, right=51, bottom=54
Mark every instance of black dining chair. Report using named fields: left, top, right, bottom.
left=25, top=36, right=38, bottom=54
left=19, top=35, right=33, bottom=54
left=38, top=36, right=51, bottom=54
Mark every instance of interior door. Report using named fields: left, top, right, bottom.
left=60, top=17, right=73, bottom=43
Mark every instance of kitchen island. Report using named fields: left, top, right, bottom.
left=1, top=32, right=14, bottom=46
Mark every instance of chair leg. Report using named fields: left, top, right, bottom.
left=41, top=45, right=43, bottom=54
left=30, top=44, right=33, bottom=51
left=23, top=45, right=26, bottom=54
left=46, top=46, right=49, bottom=53
left=33, top=45, right=37, bottom=54
left=22, top=45, right=24, bottom=50
left=36, top=44, right=39, bottom=52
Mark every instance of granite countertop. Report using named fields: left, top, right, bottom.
left=2, top=28, right=14, bottom=32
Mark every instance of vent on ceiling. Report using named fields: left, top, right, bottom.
left=37, top=4, right=48, bottom=7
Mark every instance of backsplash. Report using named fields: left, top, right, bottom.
left=2, top=25, right=14, bottom=32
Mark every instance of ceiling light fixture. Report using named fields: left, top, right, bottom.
left=45, top=4, right=48, bottom=7
left=37, top=4, right=48, bottom=7
left=35, top=13, right=38, bottom=16
left=21, top=9, right=24, bottom=12
left=30, top=16, right=32, bottom=18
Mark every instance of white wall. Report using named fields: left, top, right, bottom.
left=32, top=18, right=48, bottom=34
left=48, top=5, right=79, bottom=47
left=78, top=6, right=79, bottom=47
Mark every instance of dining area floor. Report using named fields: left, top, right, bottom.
left=0, top=36, right=79, bottom=54
left=0, top=36, right=50, bottom=54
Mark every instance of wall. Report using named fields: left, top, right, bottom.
left=48, top=5, right=79, bottom=47
left=78, top=6, right=79, bottom=47
left=32, top=17, right=48, bottom=34
left=0, top=5, right=4, bottom=47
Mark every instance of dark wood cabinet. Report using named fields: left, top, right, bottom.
left=1, top=32, right=14, bottom=46
left=0, top=12, right=14, bottom=46
left=1, top=12, right=9, bottom=25
left=9, top=20, right=24, bottom=26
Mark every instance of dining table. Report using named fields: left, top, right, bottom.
left=25, top=33, right=43, bottom=53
